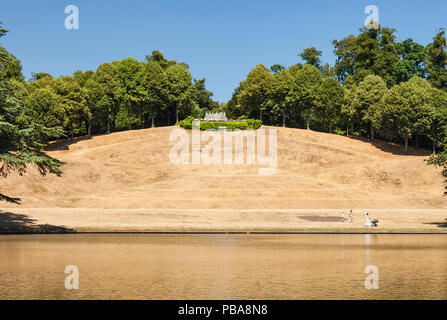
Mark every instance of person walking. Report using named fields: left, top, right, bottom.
left=349, top=210, right=353, bottom=223
left=364, top=213, right=371, bottom=227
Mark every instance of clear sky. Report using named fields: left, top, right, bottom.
left=1, top=0, right=446, bottom=102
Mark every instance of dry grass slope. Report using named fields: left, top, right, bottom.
left=3, top=125, right=447, bottom=209
left=1, top=126, right=446, bottom=232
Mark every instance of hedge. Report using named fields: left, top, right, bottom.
left=177, top=117, right=261, bottom=131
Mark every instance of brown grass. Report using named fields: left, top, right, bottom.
left=1, top=126, right=446, bottom=232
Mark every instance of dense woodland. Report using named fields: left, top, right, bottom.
left=2, top=21, right=447, bottom=200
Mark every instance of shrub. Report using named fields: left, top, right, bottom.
left=246, top=119, right=262, bottom=129
left=177, top=117, right=261, bottom=131
left=177, top=116, right=195, bottom=129
left=197, top=121, right=249, bottom=131
left=333, top=129, right=346, bottom=136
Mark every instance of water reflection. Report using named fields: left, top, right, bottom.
left=0, top=234, right=446, bottom=300
left=365, top=234, right=370, bottom=265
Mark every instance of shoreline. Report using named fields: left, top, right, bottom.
left=2, top=230, right=447, bottom=235
left=1, top=207, right=446, bottom=234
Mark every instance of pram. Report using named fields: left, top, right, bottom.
left=371, top=218, right=379, bottom=227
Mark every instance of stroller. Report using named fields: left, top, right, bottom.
left=371, top=218, right=379, bottom=227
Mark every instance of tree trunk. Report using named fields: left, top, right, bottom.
left=175, top=105, right=179, bottom=124
left=306, top=108, right=310, bottom=130
left=350, top=123, right=354, bottom=136
left=346, top=123, right=349, bottom=136
left=329, top=120, right=332, bottom=134
left=152, top=117, right=155, bottom=128
left=370, top=126, right=374, bottom=143
left=107, top=121, right=110, bottom=134
left=141, top=104, right=145, bottom=129
left=87, top=124, right=91, bottom=137
left=415, top=136, right=419, bottom=148
left=127, top=108, right=131, bottom=130
left=282, top=110, right=286, bottom=127
left=433, top=138, right=437, bottom=154
left=260, top=109, right=263, bottom=121
left=404, top=136, right=409, bottom=154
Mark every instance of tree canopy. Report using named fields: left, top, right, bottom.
left=0, top=22, right=64, bottom=203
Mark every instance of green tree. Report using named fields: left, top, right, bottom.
left=299, top=47, right=322, bottom=69
left=237, top=64, right=272, bottom=121
left=73, top=70, right=97, bottom=136
left=333, top=26, right=400, bottom=87
left=426, top=147, right=447, bottom=195
left=0, top=22, right=63, bottom=203
left=332, top=35, right=357, bottom=82
left=409, top=77, right=434, bottom=148
left=30, top=72, right=53, bottom=82
left=137, top=60, right=167, bottom=128
left=427, top=87, right=447, bottom=153
left=354, top=27, right=380, bottom=73
left=321, top=63, right=336, bottom=78
left=94, top=62, right=121, bottom=133
left=426, top=28, right=447, bottom=91
left=84, top=77, right=112, bottom=134
left=268, top=69, right=291, bottom=127
left=341, top=85, right=357, bottom=136
left=0, top=47, right=24, bottom=81
left=20, top=87, right=65, bottom=129
left=165, top=64, right=192, bottom=124
left=51, top=76, right=91, bottom=139
left=290, top=64, right=322, bottom=129
left=380, top=77, right=431, bottom=153
left=315, top=77, right=344, bottom=133
left=145, top=50, right=178, bottom=70
left=191, top=78, right=218, bottom=116
left=353, top=75, right=388, bottom=141
left=393, top=38, right=426, bottom=83
left=116, top=57, right=142, bottom=130
left=73, top=70, right=95, bottom=87
left=270, top=64, right=285, bottom=74
left=372, top=27, right=399, bottom=87
left=224, top=88, right=244, bottom=120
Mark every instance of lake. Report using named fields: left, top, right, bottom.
left=0, top=234, right=446, bottom=299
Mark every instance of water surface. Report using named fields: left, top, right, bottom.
left=0, top=234, right=446, bottom=299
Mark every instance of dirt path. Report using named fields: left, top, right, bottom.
left=1, top=208, right=446, bottom=233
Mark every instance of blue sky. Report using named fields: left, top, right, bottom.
left=1, top=0, right=446, bottom=102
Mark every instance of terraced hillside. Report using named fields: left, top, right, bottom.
left=1, top=126, right=446, bottom=231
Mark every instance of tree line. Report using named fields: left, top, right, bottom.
left=4, top=43, right=219, bottom=141
left=3, top=21, right=447, bottom=199
left=224, top=26, right=447, bottom=155
left=0, top=21, right=219, bottom=202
